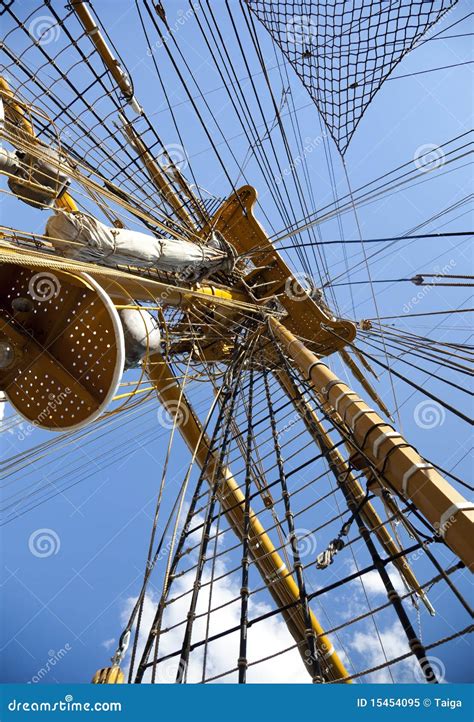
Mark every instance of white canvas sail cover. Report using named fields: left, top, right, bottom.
left=119, top=308, right=161, bottom=369
left=46, top=211, right=233, bottom=277
left=1, top=146, right=70, bottom=208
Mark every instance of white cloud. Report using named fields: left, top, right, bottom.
left=350, top=621, right=418, bottom=683
left=115, top=509, right=420, bottom=685
left=101, top=638, right=116, bottom=651
left=361, top=569, right=406, bottom=597
left=119, top=555, right=311, bottom=683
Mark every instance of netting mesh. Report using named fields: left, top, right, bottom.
left=246, top=0, right=458, bottom=155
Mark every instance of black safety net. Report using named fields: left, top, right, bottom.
left=246, top=0, right=459, bottom=154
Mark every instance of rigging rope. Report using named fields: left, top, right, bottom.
left=245, top=0, right=459, bottom=155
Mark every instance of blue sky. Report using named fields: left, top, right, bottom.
left=0, top=0, right=472, bottom=685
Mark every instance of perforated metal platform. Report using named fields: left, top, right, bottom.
left=0, top=264, right=124, bottom=431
